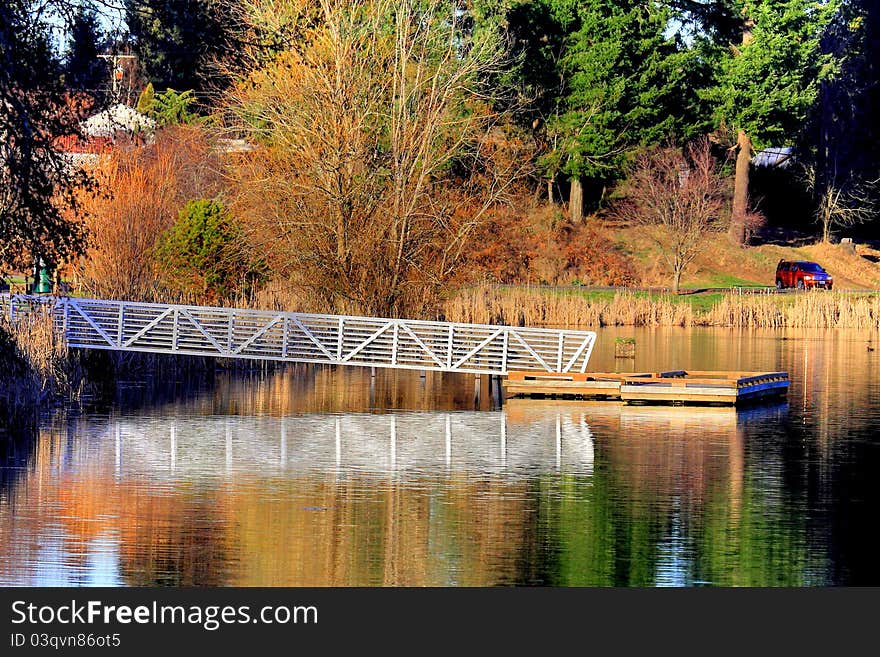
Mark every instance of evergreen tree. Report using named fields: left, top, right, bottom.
left=136, top=81, right=155, bottom=114
left=155, top=199, right=266, bottom=301
left=711, top=0, right=836, bottom=148
left=666, top=0, right=743, bottom=44
left=472, top=0, right=566, bottom=125
left=0, top=1, right=89, bottom=272
left=543, top=0, right=694, bottom=219
left=125, top=0, right=234, bottom=101
left=64, top=5, right=105, bottom=93
left=800, top=0, right=880, bottom=240
left=148, top=88, right=197, bottom=126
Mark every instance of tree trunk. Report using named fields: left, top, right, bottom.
left=821, top=202, right=832, bottom=243
left=672, top=267, right=681, bottom=295
left=547, top=178, right=553, bottom=204
left=568, top=176, right=583, bottom=223
left=729, top=129, right=751, bottom=245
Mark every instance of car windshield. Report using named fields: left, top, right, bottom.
left=799, top=263, right=824, bottom=273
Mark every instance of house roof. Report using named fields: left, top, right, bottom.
left=80, top=103, right=156, bottom=138
left=752, top=146, right=793, bottom=168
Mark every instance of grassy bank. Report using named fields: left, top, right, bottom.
left=443, top=285, right=880, bottom=329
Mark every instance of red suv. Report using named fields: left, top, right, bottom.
left=775, top=260, right=833, bottom=290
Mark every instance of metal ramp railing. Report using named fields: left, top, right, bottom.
left=1, top=295, right=597, bottom=375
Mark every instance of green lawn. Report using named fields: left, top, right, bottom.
left=525, top=285, right=808, bottom=316
left=683, top=273, right=766, bottom=289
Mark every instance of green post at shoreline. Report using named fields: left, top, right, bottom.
left=32, top=260, right=53, bottom=294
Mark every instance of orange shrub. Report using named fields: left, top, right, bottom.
left=464, top=200, right=636, bottom=286
left=73, top=127, right=222, bottom=300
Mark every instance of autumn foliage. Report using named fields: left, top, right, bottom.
left=223, top=0, right=526, bottom=317
left=73, top=127, right=222, bottom=300
left=465, top=202, right=636, bottom=287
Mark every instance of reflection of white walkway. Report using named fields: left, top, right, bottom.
left=90, top=409, right=595, bottom=482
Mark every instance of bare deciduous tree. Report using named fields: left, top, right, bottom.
left=223, top=0, right=528, bottom=317
left=803, top=165, right=878, bottom=243
left=618, top=138, right=727, bottom=294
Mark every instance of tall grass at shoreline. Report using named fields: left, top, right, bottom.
left=443, top=285, right=880, bottom=329
left=0, top=310, right=84, bottom=426
left=443, top=287, right=693, bottom=327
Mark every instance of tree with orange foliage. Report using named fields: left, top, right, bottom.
left=73, top=127, right=223, bottom=300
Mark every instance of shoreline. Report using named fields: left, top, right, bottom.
left=3, top=286, right=879, bottom=427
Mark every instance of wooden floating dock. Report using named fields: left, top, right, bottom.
left=502, top=370, right=789, bottom=406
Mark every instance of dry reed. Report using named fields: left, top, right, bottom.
left=0, top=309, right=84, bottom=426
left=442, top=286, right=693, bottom=327
left=703, top=292, right=880, bottom=329
left=443, top=285, right=880, bottom=329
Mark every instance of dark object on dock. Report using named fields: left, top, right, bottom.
left=502, top=370, right=789, bottom=406
left=614, top=337, right=636, bottom=358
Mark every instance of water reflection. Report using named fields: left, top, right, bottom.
left=1, top=400, right=802, bottom=587
left=1, top=408, right=594, bottom=586
left=2, top=327, right=880, bottom=586
left=102, top=411, right=593, bottom=480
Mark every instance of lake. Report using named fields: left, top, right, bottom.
left=2, top=326, right=879, bottom=586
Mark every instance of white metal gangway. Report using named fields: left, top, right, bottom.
left=1, top=295, right=596, bottom=375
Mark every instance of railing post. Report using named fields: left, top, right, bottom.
left=501, top=329, right=509, bottom=374
left=391, top=322, right=399, bottom=366
left=227, top=310, right=234, bottom=353
left=446, top=325, right=454, bottom=369
left=172, top=308, right=179, bottom=351
left=117, top=302, right=125, bottom=348
left=337, top=317, right=344, bottom=361
left=281, top=316, right=289, bottom=359
left=62, top=297, right=69, bottom=337
left=557, top=332, right=564, bottom=373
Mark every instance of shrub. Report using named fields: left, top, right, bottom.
left=155, top=199, right=266, bottom=302
left=138, top=86, right=197, bottom=127
left=464, top=202, right=636, bottom=286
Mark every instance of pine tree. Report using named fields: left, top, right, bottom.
left=706, top=0, right=836, bottom=243
left=542, top=0, right=693, bottom=220
left=136, top=81, right=156, bottom=114
left=800, top=0, right=880, bottom=241
left=64, top=5, right=105, bottom=93
left=125, top=0, right=234, bottom=101
left=713, top=0, right=836, bottom=147
left=0, top=1, right=89, bottom=272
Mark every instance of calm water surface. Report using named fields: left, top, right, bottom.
left=2, top=326, right=879, bottom=586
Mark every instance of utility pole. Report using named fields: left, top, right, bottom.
left=97, top=54, right=136, bottom=100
